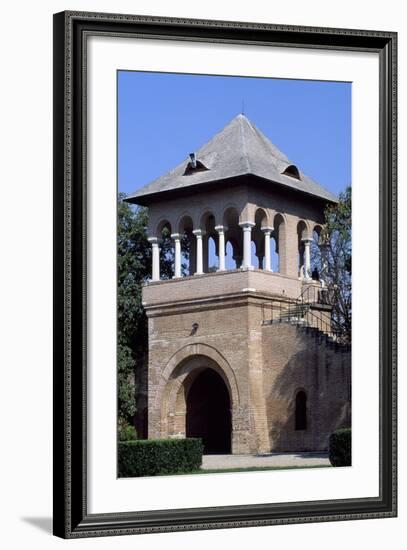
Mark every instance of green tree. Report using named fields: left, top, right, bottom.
left=117, top=195, right=149, bottom=428
left=312, top=186, right=352, bottom=342
left=117, top=193, right=189, bottom=432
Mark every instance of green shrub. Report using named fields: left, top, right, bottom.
left=118, top=438, right=203, bottom=477
left=118, top=422, right=138, bottom=442
left=329, top=428, right=351, bottom=467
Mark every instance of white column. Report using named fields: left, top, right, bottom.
left=171, top=233, right=182, bottom=278
left=148, top=237, right=161, bottom=281
left=192, top=229, right=205, bottom=275
left=215, top=225, right=227, bottom=271
left=302, top=238, right=312, bottom=279
left=262, top=226, right=274, bottom=271
left=239, top=221, right=255, bottom=270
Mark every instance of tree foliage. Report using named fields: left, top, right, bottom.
left=312, top=186, right=352, bottom=342
left=117, top=194, right=173, bottom=426
left=117, top=193, right=189, bottom=428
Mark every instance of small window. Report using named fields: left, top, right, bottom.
left=183, top=159, right=209, bottom=176
left=282, top=164, right=301, bottom=180
left=295, top=391, right=307, bottom=430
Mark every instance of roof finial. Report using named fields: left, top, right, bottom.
left=241, top=98, right=245, bottom=115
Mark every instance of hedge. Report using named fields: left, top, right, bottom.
left=118, top=423, right=137, bottom=442
left=329, top=428, right=351, bottom=467
left=118, top=438, right=203, bottom=477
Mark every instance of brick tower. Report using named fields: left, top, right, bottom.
left=125, top=114, right=351, bottom=455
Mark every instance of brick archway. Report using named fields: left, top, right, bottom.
left=186, top=368, right=232, bottom=454
left=149, top=343, right=250, bottom=454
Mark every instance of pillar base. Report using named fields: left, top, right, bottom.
left=241, top=265, right=254, bottom=271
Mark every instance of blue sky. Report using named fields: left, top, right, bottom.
left=118, top=71, right=351, bottom=198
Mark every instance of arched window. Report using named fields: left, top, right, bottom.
left=183, top=153, right=209, bottom=175
left=311, top=226, right=323, bottom=281
left=208, top=236, right=218, bottom=271
left=156, top=220, right=173, bottom=279
left=270, top=235, right=279, bottom=272
left=295, top=391, right=307, bottom=430
left=273, top=213, right=285, bottom=274
left=178, top=215, right=194, bottom=276
left=297, top=220, right=308, bottom=278
left=200, top=211, right=216, bottom=273
left=282, top=164, right=301, bottom=180
left=225, top=241, right=236, bottom=269
left=223, top=207, right=242, bottom=269
left=250, top=240, right=257, bottom=268
left=254, top=208, right=268, bottom=269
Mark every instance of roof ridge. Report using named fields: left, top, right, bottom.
left=239, top=114, right=251, bottom=173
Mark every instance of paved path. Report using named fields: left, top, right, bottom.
left=201, top=452, right=330, bottom=470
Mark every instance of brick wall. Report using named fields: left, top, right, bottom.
left=143, top=269, right=303, bottom=307
left=262, top=323, right=351, bottom=452
left=143, top=279, right=351, bottom=454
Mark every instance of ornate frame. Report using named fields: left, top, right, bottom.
left=53, top=11, right=397, bottom=538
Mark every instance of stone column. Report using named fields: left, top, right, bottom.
left=302, top=238, right=313, bottom=279
left=192, top=229, right=205, bottom=275
left=261, top=226, right=274, bottom=271
left=215, top=225, right=227, bottom=271
left=171, top=233, right=182, bottom=278
left=148, top=237, right=161, bottom=281
left=239, top=221, right=255, bottom=270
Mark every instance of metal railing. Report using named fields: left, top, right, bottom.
left=261, top=283, right=347, bottom=344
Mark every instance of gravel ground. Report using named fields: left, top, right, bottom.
left=201, top=452, right=330, bottom=470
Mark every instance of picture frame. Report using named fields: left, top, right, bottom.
left=53, top=10, right=397, bottom=538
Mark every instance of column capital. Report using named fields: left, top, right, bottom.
left=238, top=221, right=256, bottom=229
left=261, top=225, right=274, bottom=234
left=192, top=229, right=206, bottom=238
left=170, top=233, right=181, bottom=240
left=147, top=236, right=162, bottom=245
left=301, top=237, right=313, bottom=244
left=214, top=225, right=228, bottom=233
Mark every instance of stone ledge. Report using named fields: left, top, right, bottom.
left=143, top=268, right=303, bottom=306
left=144, top=291, right=296, bottom=317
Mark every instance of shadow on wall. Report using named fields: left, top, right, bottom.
left=264, top=325, right=351, bottom=453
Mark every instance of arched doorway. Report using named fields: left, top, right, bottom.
left=186, top=368, right=231, bottom=454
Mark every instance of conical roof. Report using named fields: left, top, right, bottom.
left=126, top=114, right=337, bottom=205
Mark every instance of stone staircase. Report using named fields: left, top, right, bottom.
left=263, top=314, right=348, bottom=350
left=276, top=303, right=310, bottom=324
left=262, top=284, right=349, bottom=349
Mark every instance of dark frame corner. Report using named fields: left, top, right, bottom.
left=53, top=10, right=397, bottom=538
